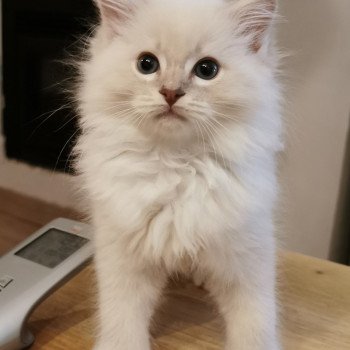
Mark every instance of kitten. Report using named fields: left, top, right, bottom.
left=76, top=0, right=283, bottom=349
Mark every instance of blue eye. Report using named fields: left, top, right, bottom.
left=194, top=58, right=219, bottom=80
left=137, top=53, right=159, bottom=75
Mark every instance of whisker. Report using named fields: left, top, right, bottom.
left=187, top=102, right=204, bottom=108
left=27, top=102, right=72, bottom=125
left=195, top=120, right=206, bottom=155
left=210, top=116, right=231, bottom=133
left=193, top=120, right=201, bottom=151
left=42, top=77, right=74, bottom=92
left=104, top=107, right=138, bottom=118
left=28, top=104, right=74, bottom=139
left=98, top=102, right=132, bottom=114
left=212, top=100, right=246, bottom=107
left=54, top=113, right=77, bottom=133
left=54, top=129, right=80, bottom=173
left=64, top=135, right=81, bottom=174
left=200, top=120, right=218, bottom=165
left=112, top=91, right=135, bottom=97
left=136, top=112, right=149, bottom=128
left=202, top=119, right=228, bottom=170
left=212, top=110, right=241, bottom=123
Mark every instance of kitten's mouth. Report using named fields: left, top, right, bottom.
left=156, top=109, right=187, bottom=121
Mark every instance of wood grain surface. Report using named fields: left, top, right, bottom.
left=26, top=253, right=350, bottom=349
left=1, top=188, right=350, bottom=349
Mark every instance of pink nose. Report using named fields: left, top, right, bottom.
left=159, top=87, right=185, bottom=107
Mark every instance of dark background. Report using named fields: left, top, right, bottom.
left=2, top=0, right=97, bottom=172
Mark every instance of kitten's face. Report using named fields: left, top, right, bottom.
left=83, top=0, right=275, bottom=144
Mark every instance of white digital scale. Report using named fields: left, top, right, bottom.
left=0, top=218, right=93, bottom=350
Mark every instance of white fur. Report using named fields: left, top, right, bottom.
left=76, top=0, right=283, bottom=349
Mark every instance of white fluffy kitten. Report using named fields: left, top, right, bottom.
left=76, top=0, right=283, bottom=349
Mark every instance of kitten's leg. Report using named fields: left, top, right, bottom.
left=206, top=254, right=280, bottom=350
left=93, top=239, right=166, bottom=350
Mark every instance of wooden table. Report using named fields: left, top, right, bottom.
left=27, top=252, right=350, bottom=350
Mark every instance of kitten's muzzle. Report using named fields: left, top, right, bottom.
left=159, top=87, right=185, bottom=107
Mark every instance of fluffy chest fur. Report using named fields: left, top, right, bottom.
left=77, top=119, right=278, bottom=272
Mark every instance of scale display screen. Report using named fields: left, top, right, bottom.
left=15, top=228, right=88, bottom=268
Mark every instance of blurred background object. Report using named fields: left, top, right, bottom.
left=0, top=0, right=349, bottom=263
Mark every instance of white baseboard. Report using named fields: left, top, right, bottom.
left=0, top=136, right=77, bottom=209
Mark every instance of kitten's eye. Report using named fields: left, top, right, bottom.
left=194, top=58, right=219, bottom=80
left=137, top=53, right=159, bottom=75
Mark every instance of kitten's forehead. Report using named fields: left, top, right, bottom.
left=132, top=0, right=228, bottom=59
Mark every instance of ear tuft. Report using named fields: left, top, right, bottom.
left=95, top=0, right=134, bottom=34
left=232, top=0, right=277, bottom=53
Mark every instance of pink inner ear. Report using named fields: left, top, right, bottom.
left=238, top=0, right=276, bottom=52
left=98, top=0, right=131, bottom=27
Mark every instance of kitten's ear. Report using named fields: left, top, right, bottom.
left=230, top=0, right=276, bottom=53
left=95, top=0, right=135, bottom=34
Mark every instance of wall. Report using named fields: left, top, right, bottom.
left=0, top=141, right=76, bottom=208
left=0, top=0, right=350, bottom=259
left=0, top=0, right=76, bottom=208
left=277, top=0, right=350, bottom=259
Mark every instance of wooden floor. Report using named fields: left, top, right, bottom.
left=0, top=187, right=79, bottom=256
